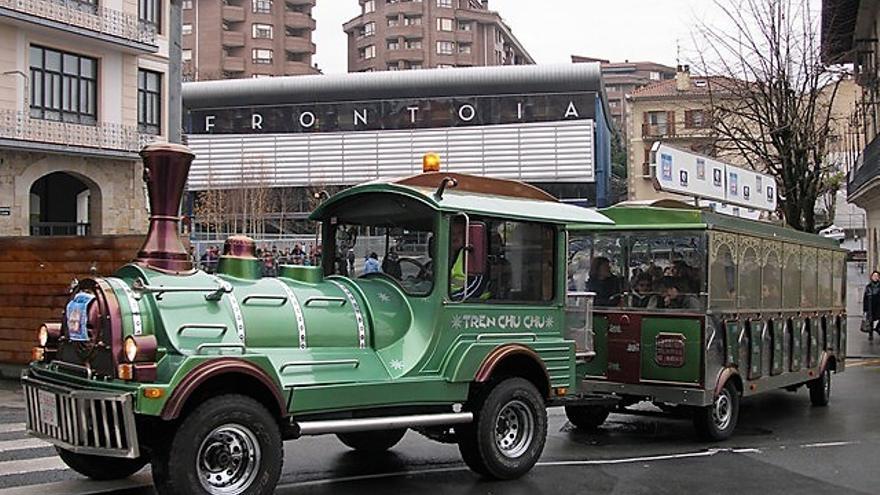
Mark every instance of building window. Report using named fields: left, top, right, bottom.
left=436, top=41, right=454, bottom=55
left=182, top=23, right=192, bottom=35
left=436, top=17, right=453, bottom=31
left=404, top=39, right=421, bottom=49
left=182, top=49, right=193, bottom=62
left=138, top=69, right=161, bottom=135
left=458, top=21, right=472, bottom=31
left=387, top=64, right=400, bottom=70
left=649, top=71, right=661, bottom=80
left=363, top=0, right=375, bottom=14
left=404, top=16, right=421, bottom=25
left=438, top=64, right=454, bottom=68
left=252, top=23, right=273, bottom=39
left=139, top=0, right=160, bottom=30
left=360, top=21, right=375, bottom=37
left=182, top=0, right=192, bottom=9
left=252, top=48, right=273, bottom=64
left=359, top=45, right=376, bottom=59
left=29, top=45, right=97, bottom=125
left=408, top=63, right=422, bottom=70
left=437, top=0, right=452, bottom=7
left=253, top=0, right=272, bottom=14
left=458, top=43, right=471, bottom=54
left=388, top=17, right=399, bottom=27
left=685, top=109, right=708, bottom=128
left=387, top=40, right=400, bottom=50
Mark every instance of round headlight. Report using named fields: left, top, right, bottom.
left=124, top=336, right=138, bottom=363
left=37, top=325, right=48, bottom=347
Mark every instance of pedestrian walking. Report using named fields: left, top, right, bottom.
left=863, top=270, right=880, bottom=341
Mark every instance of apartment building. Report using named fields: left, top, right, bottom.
left=571, top=55, right=675, bottom=139
left=182, top=0, right=319, bottom=80
left=0, top=0, right=181, bottom=236
left=343, top=0, right=533, bottom=72
left=627, top=66, right=723, bottom=201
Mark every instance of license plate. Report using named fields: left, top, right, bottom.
left=37, top=390, right=59, bottom=427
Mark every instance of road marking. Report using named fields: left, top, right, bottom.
left=0, top=438, right=48, bottom=453
left=0, top=456, right=66, bottom=477
left=800, top=441, right=858, bottom=448
left=0, top=472, right=152, bottom=495
left=847, top=359, right=880, bottom=368
left=0, top=424, right=25, bottom=434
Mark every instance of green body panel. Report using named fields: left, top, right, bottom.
left=217, top=257, right=261, bottom=279
left=639, top=317, right=702, bottom=384
left=791, top=318, right=804, bottom=371
left=749, top=323, right=763, bottom=379
left=771, top=321, right=784, bottom=375
left=725, top=321, right=740, bottom=367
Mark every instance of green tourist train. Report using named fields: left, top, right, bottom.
left=21, top=145, right=845, bottom=495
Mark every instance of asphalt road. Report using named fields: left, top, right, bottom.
left=0, top=357, right=878, bottom=495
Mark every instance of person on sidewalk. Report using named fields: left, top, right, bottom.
left=863, top=270, right=880, bottom=341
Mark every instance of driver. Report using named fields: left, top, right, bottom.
left=449, top=219, right=484, bottom=300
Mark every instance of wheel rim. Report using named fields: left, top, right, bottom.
left=197, top=424, right=261, bottom=495
left=712, top=390, right=733, bottom=431
left=494, top=399, right=535, bottom=459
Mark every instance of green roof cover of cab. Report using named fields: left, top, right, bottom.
left=570, top=204, right=840, bottom=250
left=310, top=174, right=613, bottom=226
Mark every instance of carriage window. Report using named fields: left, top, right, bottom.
left=818, top=250, right=833, bottom=308
left=782, top=244, right=801, bottom=308
left=761, top=241, right=782, bottom=309
left=832, top=251, right=845, bottom=308
left=628, top=232, right=705, bottom=311
left=738, top=236, right=761, bottom=309
left=801, top=247, right=818, bottom=307
left=710, top=233, right=737, bottom=309
left=568, top=233, right=624, bottom=306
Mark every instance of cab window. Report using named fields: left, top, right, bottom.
left=628, top=232, right=705, bottom=311
left=568, top=234, right=624, bottom=307
left=452, top=218, right=555, bottom=303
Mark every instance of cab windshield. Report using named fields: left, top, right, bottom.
left=324, top=193, right=435, bottom=296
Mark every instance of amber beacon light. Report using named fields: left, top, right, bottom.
left=423, top=152, right=441, bottom=172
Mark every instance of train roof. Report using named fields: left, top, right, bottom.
left=310, top=172, right=613, bottom=226
left=568, top=204, right=842, bottom=250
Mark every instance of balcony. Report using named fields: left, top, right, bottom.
left=386, top=24, right=423, bottom=38
left=0, top=109, right=153, bottom=158
left=285, top=61, right=315, bottom=74
left=284, top=11, right=315, bottom=30
left=222, top=4, right=245, bottom=22
left=385, top=1, right=423, bottom=14
left=0, top=0, right=157, bottom=53
left=641, top=122, right=713, bottom=140
left=222, top=30, right=245, bottom=47
left=849, top=133, right=880, bottom=202
left=222, top=56, right=245, bottom=72
left=386, top=49, right=424, bottom=63
left=284, top=36, right=315, bottom=54
left=285, top=0, right=315, bottom=5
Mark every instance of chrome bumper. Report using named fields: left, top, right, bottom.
left=21, top=374, right=140, bottom=459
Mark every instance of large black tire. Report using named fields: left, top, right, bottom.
left=808, top=368, right=832, bottom=406
left=456, top=378, right=547, bottom=480
left=56, top=447, right=147, bottom=480
left=693, top=381, right=739, bottom=441
left=564, top=405, right=610, bottom=430
left=336, top=429, right=407, bottom=453
left=151, top=394, right=283, bottom=495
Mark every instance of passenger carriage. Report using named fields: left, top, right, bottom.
left=566, top=203, right=847, bottom=439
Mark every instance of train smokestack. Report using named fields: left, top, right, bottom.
left=135, top=143, right=195, bottom=273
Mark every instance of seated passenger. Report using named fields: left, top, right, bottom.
left=630, top=273, right=653, bottom=308
left=382, top=248, right=402, bottom=279
left=648, top=276, right=701, bottom=311
left=363, top=252, right=381, bottom=274
left=586, top=257, right=622, bottom=306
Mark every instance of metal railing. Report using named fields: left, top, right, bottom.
left=30, top=221, right=90, bottom=236
left=0, top=0, right=157, bottom=46
left=642, top=122, right=714, bottom=139
left=565, top=291, right=596, bottom=359
left=0, top=109, right=154, bottom=153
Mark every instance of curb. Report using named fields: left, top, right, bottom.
left=0, top=364, right=24, bottom=382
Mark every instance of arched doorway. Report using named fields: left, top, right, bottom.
left=29, top=172, right=101, bottom=236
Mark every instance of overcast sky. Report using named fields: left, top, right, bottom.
left=313, top=0, right=821, bottom=74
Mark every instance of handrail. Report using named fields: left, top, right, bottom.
left=475, top=333, right=537, bottom=341
left=177, top=323, right=228, bottom=337
left=195, top=343, right=247, bottom=355
left=241, top=294, right=288, bottom=305
left=50, top=360, right=92, bottom=379
left=132, top=278, right=232, bottom=301
left=304, top=296, right=346, bottom=307
left=279, top=359, right=359, bottom=372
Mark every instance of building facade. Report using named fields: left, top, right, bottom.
left=182, top=64, right=612, bottom=237
left=823, top=0, right=880, bottom=266
left=0, top=0, right=181, bottom=237
left=181, top=0, right=318, bottom=81
left=343, top=0, right=533, bottom=73
left=626, top=66, right=721, bottom=201
left=572, top=55, right=676, bottom=139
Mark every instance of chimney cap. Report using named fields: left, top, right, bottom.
left=140, top=142, right=194, bottom=157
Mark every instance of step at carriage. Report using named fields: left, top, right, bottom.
left=20, top=145, right=845, bottom=494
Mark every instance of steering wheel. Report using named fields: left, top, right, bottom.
left=398, top=257, right=428, bottom=280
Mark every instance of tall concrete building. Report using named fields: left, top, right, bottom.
left=571, top=55, right=676, bottom=139
left=343, top=0, right=533, bottom=72
left=182, top=0, right=319, bottom=81
left=0, top=0, right=182, bottom=236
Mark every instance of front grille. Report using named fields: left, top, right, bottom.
left=22, top=375, right=140, bottom=459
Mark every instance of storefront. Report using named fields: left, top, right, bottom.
left=182, top=63, right=612, bottom=237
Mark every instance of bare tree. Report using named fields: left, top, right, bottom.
left=692, top=0, right=848, bottom=232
